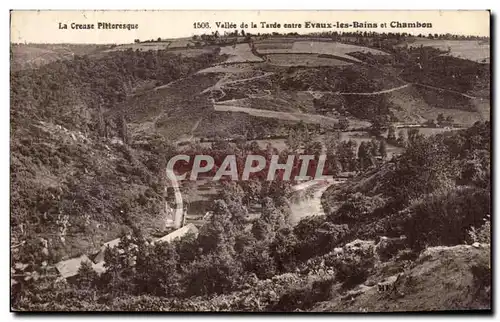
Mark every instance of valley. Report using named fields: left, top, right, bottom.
left=10, top=30, right=491, bottom=312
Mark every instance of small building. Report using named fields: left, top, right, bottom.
left=54, top=224, right=200, bottom=280
left=93, top=237, right=123, bottom=264
left=55, top=255, right=93, bottom=281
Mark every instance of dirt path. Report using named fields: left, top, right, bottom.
left=308, top=82, right=486, bottom=101
left=412, top=82, right=481, bottom=99
left=223, top=72, right=274, bottom=86
left=165, top=168, right=184, bottom=229
left=340, top=84, right=410, bottom=95
left=202, top=72, right=274, bottom=100
left=307, top=84, right=410, bottom=97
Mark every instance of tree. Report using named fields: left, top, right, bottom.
left=135, top=242, right=181, bottom=296
left=437, top=113, right=445, bottom=125
left=405, top=186, right=490, bottom=250
left=338, top=117, right=349, bottom=131
left=116, top=114, right=129, bottom=144
left=294, top=216, right=349, bottom=261
left=220, top=182, right=248, bottom=225
left=305, top=141, right=323, bottom=158
left=260, top=197, right=288, bottom=231
left=198, top=200, right=235, bottom=253
left=76, top=260, right=98, bottom=290
left=379, top=140, right=387, bottom=160
left=329, top=192, right=385, bottom=224
left=397, top=130, right=406, bottom=147
left=407, top=128, right=423, bottom=145
left=270, top=227, right=299, bottom=272
left=386, top=135, right=459, bottom=204
left=324, top=131, right=341, bottom=155
left=182, top=244, right=243, bottom=296
left=239, top=240, right=276, bottom=279
left=387, top=125, right=397, bottom=142
left=370, top=118, right=384, bottom=137
left=286, top=130, right=300, bottom=152
left=370, top=139, right=379, bottom=157
left=337, top=140, right=358, bottom=172
left=357, top=142, right=369, bottom=169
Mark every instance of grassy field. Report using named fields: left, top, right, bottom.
left=266, top=54, right=352, bottom=67
left=198, top=63, right=260, bottom=74
left=105, top=42, right=172, bottom=52
left=219, top=43, right=264, bottom=63
left=404, top=39, right=490, bottom=63
left=254, top=42, right=294, bottom=51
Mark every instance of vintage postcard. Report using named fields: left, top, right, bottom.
left=10, top=10, right=491, bottom=312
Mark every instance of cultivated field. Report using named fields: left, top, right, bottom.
left=104, top=38, right=198, bottom=52
left=255, top=40, right=389, bottom=61
left=404, top=39, right=490, bottom=63
left=105, top=42, right=172, bottom=52
left=266, top=53, right=352, bottom=67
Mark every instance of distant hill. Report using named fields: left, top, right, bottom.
left=10, top=44, right=111, bottom=71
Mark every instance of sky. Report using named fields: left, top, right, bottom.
left=11, top=10, right=490, bottom=44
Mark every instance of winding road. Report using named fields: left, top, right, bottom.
left=165, top=168, right=184, bottom=229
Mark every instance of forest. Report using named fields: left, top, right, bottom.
left=12, top=120, right=491, bottom=311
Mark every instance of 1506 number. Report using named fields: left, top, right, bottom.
left=193, top=22, right=210, bottom=29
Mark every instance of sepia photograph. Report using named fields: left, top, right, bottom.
left=9, top=10, right=491, bottom=312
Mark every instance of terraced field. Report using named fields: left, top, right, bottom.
left=266, top=53, right=353, bottom=67
left=255, top=40, right=389, bottom=61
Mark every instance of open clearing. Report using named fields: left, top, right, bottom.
left=197, top=63, right=259, bottom=74
left=219, top=43, right=264, bottom=63
left=104, top=38, right=198, bottom=52
left=214, top=103, right=370, bottom=128
left=266, top=54, right=352, bottom=67
left=404, top=39, right=490, bottom=63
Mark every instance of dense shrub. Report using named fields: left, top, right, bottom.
left=404, top=187, right=490, bottom=249
left=294, top=216, right=350, bottom=261
left=271, top=277, right=335, bottom=312
left=328, top=192, right=385, bottom=224
left=326, top=241, right=376, bottom=289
